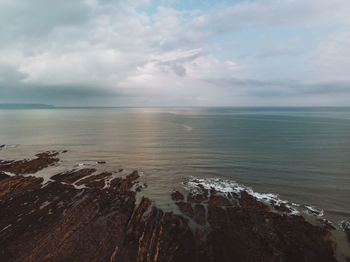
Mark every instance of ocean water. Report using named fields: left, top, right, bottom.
left=1, top=107, right=350, bottom=256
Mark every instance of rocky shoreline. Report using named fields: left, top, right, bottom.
left=0, top=150, right=347, bottom=261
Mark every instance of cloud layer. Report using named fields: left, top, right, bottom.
left=0, top=0, right=350, bottom=106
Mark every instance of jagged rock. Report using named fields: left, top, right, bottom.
left=187, top=192, right=207, bottom=203
left=0, top=172, right=10, bottom=180
left=340, top=221, right=350, bottom=243
left=0, top=151, right=59, bottom=175
left=239, top=190, right=270, bottom=211
left=270, top=200, right=292, bottom=213
left=171, top=191, right=184, bottom=201
left=176, top=202, right=194, bottom=218
left=193, top=204, right=206, bottom=226
left=75, top=172, right=112, bottom=188
left=209, top=194, right=232, bottom=207
left=318, top=219, right=336, bottom=231
left=51, top=168, right=96, bottom=184
left=0, top=151, right=339, bottom=262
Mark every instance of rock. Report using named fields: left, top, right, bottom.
left=0, top=151, right=59, bottom=175
left=97, top=161, right=106, bottom=164
left=193, top=204, right=206, bottom=226
left=51, top=168, right=96, bottom=184
left=176, top=201, right=194, bottom=218
left=209, top=194, right=232, bottom=207
left=187, top=192, right=207, bottom=204
left=317, top=219, right=336, bottom=231
left=239, top=190, right=270, bottom=211
left=171, top=191, right=184, bottom=201
left=0, top=172, right=10, bottom=180
left=340, top=221, right=350, bottom=243
left=75, top=172, right=112, bottom=188
left=271, top=201, right=292, bottom=213
left=0, top=151, right=338, bottom=262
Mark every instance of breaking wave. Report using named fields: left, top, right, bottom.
left=182, top=176, right=326, bottom=217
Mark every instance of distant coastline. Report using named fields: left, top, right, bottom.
left=1, top=104, right=350, bottom=110
left=0, top=103, right=55, bottom=109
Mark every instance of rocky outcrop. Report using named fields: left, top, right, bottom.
left=0, top=151, right=60, bottom=175
left=340, top=221, right=350, bottom=243
left=0, top=151, right=339, bottom=262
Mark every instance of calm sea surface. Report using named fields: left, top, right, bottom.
left=1, top=107, right=350, bottom=255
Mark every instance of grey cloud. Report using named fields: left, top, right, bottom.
left=205, top=77, right=350, bottom=97
left=0, top=63, right=27, bottom=84
left=0, top=0, right=350, bottom=106
left=0, top=0, right=92, bottom=41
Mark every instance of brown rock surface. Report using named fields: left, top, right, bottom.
left=340, top=221, right=350, bottom=243
left=0, top=151, right=338, bottom=262
left=51, top=168, right=96, bottom=184
left=0, top=151, right=59, bottom=175
left=171, top=190, right=184, bottom=201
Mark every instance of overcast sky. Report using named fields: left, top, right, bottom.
left=0, top=0, right=350, bottom=106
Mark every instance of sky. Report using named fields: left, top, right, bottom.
left=0, top=0, right=350, bottom=107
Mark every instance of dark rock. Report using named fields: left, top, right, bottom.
left=0, top=151, right=59, bottom=175
left=171, top=190, right=184, bottom=201
left=271, top=201, right=292, bottom=213
left=340, top=221, right=350, bottom=243
left=0, top=152, right=338, bottom=262
left=0, top=172, right=10, bottom=180
left=176, top=201, right=194, bottom=218
left=239, top=190, right=270, bottom=211
left=51, top=168, right=96, bottom=184
left=97, top=161, right=106, bottom=164
left=193, top=204, right=206, bottom=226
left=318, top=219, right=336, bottom=231
left=187, top=192, right=207, bottom=204
left=75, top=172, right=112, bottom=188
left=209, top=194, right=232, bottom=207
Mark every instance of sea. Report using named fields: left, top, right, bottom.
left=0, top=107, right=349, bottom=258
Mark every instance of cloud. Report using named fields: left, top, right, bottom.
left=307, top=28, right=350, bottom=82
left=208, top=0, right=350, bottom=33
left=0, top=0, right=350, bottom=106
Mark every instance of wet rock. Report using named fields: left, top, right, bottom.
left=193, top=204, right=206, bottom=226
left=0, top=172, right=10, bottom=180
left=51, top=168, right=96, bottom=184
left=305, top=206, right=323, bottom=216
left=0, top=151, right=59, bottom=175
left=340, top=221, right=350, bottom=243
left=0, top=152, right=338, bottom=262
left=239, top=190, right=270, bottom=211
left=318, top=219, right=336, bottom=231
left=75, top=172, right=112, bottom=188
left=187, top=192, right=207, bottom=204
left=0, top=175, right=43, bottom=200
left=171, top=191, right=184, bottom=201
left=176, top=201, right=194, bottom=218
left=118, top=171, right=140, bottom=191
left=209, top=194, right=232, bottom=207
left=271, top=201, right=292, bottom=213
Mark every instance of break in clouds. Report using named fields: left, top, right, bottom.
left=0, top=0, right=350, bottom=106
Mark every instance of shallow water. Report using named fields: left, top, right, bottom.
left=1, top=107, right=350, bottom=258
